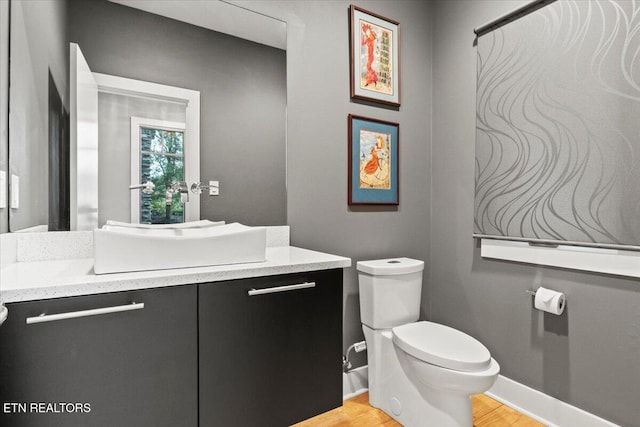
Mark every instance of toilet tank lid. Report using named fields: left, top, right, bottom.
left=357, top=258, right=424, bottom=275
left=392, top=321, right=491, bottom=372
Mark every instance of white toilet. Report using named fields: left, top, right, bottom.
left=357, top=258, right=500, bottom=427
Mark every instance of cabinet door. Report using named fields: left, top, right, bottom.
left=0, top=285, right=198, bottom=427
left=199, top=269, right=343, bottom=427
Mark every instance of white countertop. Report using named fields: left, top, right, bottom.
left=0, top=246, right=351, bottom=303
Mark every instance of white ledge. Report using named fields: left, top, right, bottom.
left=481, top=239, right=640, bottom=278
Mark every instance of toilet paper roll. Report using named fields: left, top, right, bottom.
left=534, top=287, right=565, bottom=315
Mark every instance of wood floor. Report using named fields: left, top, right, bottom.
left=293, top=392, right=546, bottom=427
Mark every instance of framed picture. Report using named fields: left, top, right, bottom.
left=349, top=5, right=400, bottom=107
left=348, top=114, right=399, bottom=205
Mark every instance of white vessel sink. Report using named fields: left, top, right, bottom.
left=93, top=222, right=266, bottom=274
left=104, top=219, right=225, bottom=229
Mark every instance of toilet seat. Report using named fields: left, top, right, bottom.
left=392, top=321, right=491, bottom=372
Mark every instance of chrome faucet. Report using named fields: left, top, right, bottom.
left=190, top=181, right=218, bottom=195
left=129, top=181, right=156, bottom=195
left=168, top=181, right=189, bottom=203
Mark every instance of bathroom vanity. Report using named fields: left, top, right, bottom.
left=199, top=269, right=342, bottom=427
left=0, top=285, right=199, bottom=427
left=0, top=234, right=350, bottom=427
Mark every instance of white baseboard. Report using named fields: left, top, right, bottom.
left=487, top=375, right=620, bottom=427
left=345, top=368, right=619, bottom=426
left=342, top=365, right=368, bottom=400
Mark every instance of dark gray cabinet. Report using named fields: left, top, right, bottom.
left=0, top=285, right=198, bottom=427
left=0, top=268, right=343, bottom=427
left=199, top=269, right=343, bottom=427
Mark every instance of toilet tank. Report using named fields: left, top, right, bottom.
left=357, top=258, right=425, bottom=329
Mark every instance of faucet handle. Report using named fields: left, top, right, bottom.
left=141, top=181, right=155, bottom=195
left=167, top=181, right=189, bottom=203
left=129, top=181, right=156, bottom=195
left=169, top=181, right=188, bottom=193
left=190, top=181, right=218, bottom=195
left=190, top=182, right=203, bottom=195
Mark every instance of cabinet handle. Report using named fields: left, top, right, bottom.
left=248, top=282, right=316, bottom=296
left=26, top=302, right=145, bottom=324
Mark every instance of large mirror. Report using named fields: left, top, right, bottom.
left=4, top=0, right=287, bottom=233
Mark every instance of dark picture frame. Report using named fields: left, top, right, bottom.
left=349, top=5, right=401, bottom=107
left=348, top=114, right=399, bottom=205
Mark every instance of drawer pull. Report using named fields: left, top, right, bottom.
left=248, top=282, right=316, bottom=296
left=26, top=302, right=145, bottom=324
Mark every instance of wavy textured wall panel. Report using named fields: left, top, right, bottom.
left=474, top=0, right=640, bottom=248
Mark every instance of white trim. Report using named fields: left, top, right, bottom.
left=93, top=73, right=198, bottom=105
left=130, top=117, right=186, bottom=223
left=487, top=375, right=621, bottom=427
left=343, top=365, right=368, bottom=400
left=70, top=43, right=100, bottom=231
left=481, top=239, right=640, bottom=278
left=93, top=73, right=200, bottom=223
left=346, top=366, right=619, bottom=426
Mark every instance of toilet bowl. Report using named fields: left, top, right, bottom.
left=357, top=258, right=500, bottom=427
left=400, top=347, right=500, bottom=395
left=393, top=321, right=500, bottom=395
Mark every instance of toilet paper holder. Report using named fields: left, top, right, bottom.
left=526, top=287, right=566, bottom=315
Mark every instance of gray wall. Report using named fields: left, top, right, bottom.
left=8, top=0, right=68, bottom=231
left=69, top=0, right=286, bottom=226
left=253, top=0, right=433, bottom=368
left=431, top=1, right=640, bottom=426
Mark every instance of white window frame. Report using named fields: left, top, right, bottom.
left=130, top=117, right=186, bottom=224
left=92, top=73, right=200, bottom=223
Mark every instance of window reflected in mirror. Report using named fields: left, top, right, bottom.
left=138, top=125, right=185, bottom=224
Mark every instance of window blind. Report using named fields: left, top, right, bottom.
left=474, top=0, right=640, bottom=249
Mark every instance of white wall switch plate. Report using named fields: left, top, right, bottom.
left=0, top=171, right=6, bottom=209
left=209, top=180, right=219, bottom=196
left=10, top=174, right=19, bottom=209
